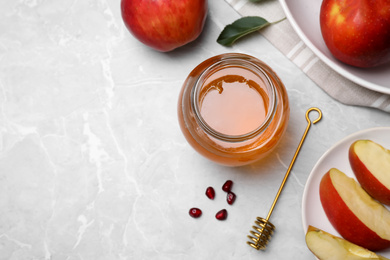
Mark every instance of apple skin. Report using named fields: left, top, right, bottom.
left=320, top=168, right=390, bottom=251
left=349, top=140, right=390, bottom=206
left=319, top=0, right=390, bottom=68
left=306, top=226, right=389, bottom=260
left=121, top=0, right=208, bottom=52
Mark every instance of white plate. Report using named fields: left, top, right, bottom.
left=279, top=0, right=390, bottom=94
left=302, top=127, right=390, bottom=257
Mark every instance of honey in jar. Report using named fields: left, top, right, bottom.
left=178, top=53, right=290, bottom=166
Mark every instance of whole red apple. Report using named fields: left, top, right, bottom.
left=320, top=0, right=390, bottom=68
left=121, top=0, right=208, bottom=52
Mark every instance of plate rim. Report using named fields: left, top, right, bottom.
left=279, top=0, right=390, bottom=95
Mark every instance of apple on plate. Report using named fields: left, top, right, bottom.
left=319, top=0, right=390, bottom=68
left=319, top=168, right=390, bottom=251
left=306, top=225, right=389, bottom=260
left=349, top=140, right=390, bottom=206
left=121, top=0, right=208, bottom=52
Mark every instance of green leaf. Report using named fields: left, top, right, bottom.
left=217, top=16, right=271, bottom=46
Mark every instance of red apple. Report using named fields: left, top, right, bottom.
left=121, top=0, right=208, bottom=52
left=319, top=0, right=390, bottom=68
left=349, top=140, right=390, bottom=206
left=319, top=168, right=390, bottom=251
left=306, top=226, right=389, bottom=260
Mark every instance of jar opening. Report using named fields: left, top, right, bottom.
left=191, top=57, right=277, bottom=142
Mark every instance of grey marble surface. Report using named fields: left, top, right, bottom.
left=0, top=0, right=389, bottom=259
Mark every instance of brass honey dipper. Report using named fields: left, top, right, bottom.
left=247, top=107, right=322, bottom=250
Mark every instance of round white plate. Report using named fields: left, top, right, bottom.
left=279, top=0, right=390, bottom=94
left=302, top=127, right=390, bottom=257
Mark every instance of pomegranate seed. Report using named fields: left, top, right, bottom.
left=215, top=209, right=228, bottom=220
left=226, top=191, right=236, bottom=205
left=222, top=180, right=233, bottom=192
left=189, top=208, right=202, bottom=218
left=205, top=186, right=215, bottom=200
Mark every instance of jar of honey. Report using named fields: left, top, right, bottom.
left=178, top=53, right=290, bottom=166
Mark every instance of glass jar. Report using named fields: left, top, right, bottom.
left=178, top=53, right=290, bottom=167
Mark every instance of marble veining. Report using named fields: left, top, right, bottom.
left=1, top=0, right=389, bottom=259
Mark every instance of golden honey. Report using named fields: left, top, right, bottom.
left=178, top=53, right=290, bottom=166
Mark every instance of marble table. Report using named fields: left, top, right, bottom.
left=0, top=0, right=389, bottom=259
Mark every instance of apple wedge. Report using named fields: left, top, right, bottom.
left=349, top=140, right=390, bottom=206
left=320, top=168, right=390, bottom=251
left=306, top=226, right=389, bottom=260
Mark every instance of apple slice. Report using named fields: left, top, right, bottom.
left=349, top=140, right=390, bottom=206
left=306, top=226, right=389, bottom=260
left=320, top=168, right=390, bottom=251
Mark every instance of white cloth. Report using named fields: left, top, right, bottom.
left=224, top=0, right=390, bottom=113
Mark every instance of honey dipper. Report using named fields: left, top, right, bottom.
left=247, top=107, right=322, bottom=250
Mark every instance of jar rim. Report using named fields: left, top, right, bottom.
left=191, top=54, right=277, bottom=142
